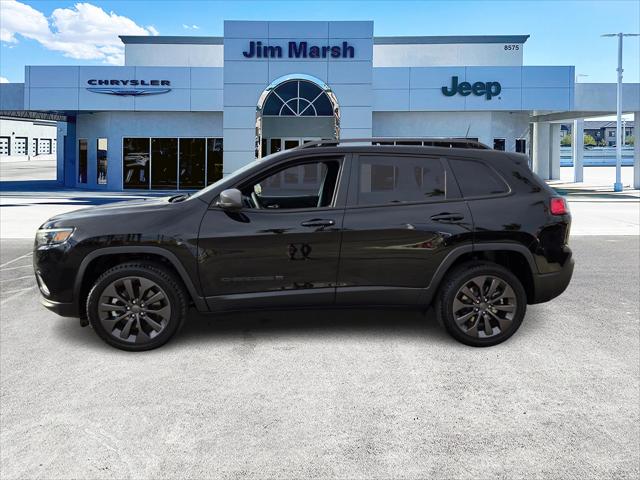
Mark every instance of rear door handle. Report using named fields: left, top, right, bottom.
left=430, top=212, right=465, bottom=222
left=301, top=219, right=335, bottom=227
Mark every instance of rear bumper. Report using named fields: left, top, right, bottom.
left=40, top=297, right=78, bottom=318
left=531, top=254, right=574, bottom=304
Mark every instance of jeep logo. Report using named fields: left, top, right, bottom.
left=442, top=76, right=501, bottom=100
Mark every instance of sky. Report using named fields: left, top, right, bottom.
left=0, top=0, right=639, bottom=85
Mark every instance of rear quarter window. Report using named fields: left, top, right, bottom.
left=357, top=155, right=446, bottom=205
left=448, top=158, right=509, bottom=197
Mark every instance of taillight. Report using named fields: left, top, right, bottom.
left=550, top=197, right=568, bottom=215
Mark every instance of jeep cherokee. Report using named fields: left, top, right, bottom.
left=33, top=138, right=574, bottom=351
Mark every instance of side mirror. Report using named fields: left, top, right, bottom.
left=217, top=188, right=243, bottom=210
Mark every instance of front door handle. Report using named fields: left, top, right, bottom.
left=430, top=212, right=465, bottom=222
left=301, top=219, right=335, bottom=227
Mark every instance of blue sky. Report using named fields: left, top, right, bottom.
left=1, top=0, right=639, bottom=84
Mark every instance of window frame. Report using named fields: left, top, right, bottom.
left=444, top=155, right=513, bottom=201
left=346, top=153, right=459, bottom=210
left=213, top=153, right=350, bottom=213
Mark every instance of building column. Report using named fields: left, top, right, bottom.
left=63, top=117, right=76, bottom=187
left=572, top=119, right=584, bottom=183
left=549, top=123, right=561, bottom=180
left=56, top=122, right=67, bottom=185
left=634, top=112, right=640, bottom=190
left=532, top=122, right=551, bottom=179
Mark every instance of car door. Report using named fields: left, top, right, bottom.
left=336, top=153, right=473, bottom=306
left=198, top=155, right=349, bottom=311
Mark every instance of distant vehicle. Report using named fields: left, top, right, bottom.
left=34, top=138, right=574, bottom=351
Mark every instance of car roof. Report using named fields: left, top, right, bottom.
left=261, top=144, right=508, bottom=164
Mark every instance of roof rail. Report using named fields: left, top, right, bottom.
left=295, top=137, right=490, bottom=150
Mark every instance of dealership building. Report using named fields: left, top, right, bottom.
left=0, top=21, right=638, bottom=190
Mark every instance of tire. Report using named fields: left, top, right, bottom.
left=86, top=262, right=188, bottom=351
left=435, top=261, right=526, bottom=347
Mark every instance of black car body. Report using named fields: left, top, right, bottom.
left=34, top=139, right=574, bottom=350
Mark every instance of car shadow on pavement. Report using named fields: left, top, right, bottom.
left=51, top=307, right=456, bottom=351
left=175, top=307, right=453, bottom=345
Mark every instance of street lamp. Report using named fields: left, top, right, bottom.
left=601, top=32, right=639, bottom=192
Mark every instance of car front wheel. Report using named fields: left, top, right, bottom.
left=436, top=261, right=527, bottom=347
left=86, top=262, right=187, bottom=351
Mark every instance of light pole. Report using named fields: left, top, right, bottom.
left=602, top=32, right=639, bottom=192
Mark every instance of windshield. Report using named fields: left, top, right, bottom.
left=189, top=157, right=263, bottom=200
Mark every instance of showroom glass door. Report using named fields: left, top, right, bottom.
left=179, top=138, right=206, bottom=189
left=151, top=138, right=178, bottom=189
left=263, top=138, right=319, bottom=156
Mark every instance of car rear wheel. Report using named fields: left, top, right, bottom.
left=86, top=262, right=187, bottom=351
left=436, top=261, right=526, bottom=347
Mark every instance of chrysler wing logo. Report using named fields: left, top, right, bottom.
left=87, top=87, right=171, bottom=96
left=86, top=79, right=172, bottom=96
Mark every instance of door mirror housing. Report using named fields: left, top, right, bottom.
left=217, top=188, right=243, bottom=210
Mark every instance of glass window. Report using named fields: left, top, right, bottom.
left=270, top=138, right=282, bottom=154
left=515, top=139, right=526, bottom=154
left=78, top=139, right=88, bottom=184
left=242, top=160, right=340, bottom=209
left=179, top=138, right=205, bottom=189
left=284, top=139, right=299, bottom=150
left=151, top=138, right=178, bottom=189
left=97, top=138, right=107, bottom=185
left=123, top=138, right=150, bottom=189
left=207, top=138, right=223, bottom=185
left=448, top=158, right=508, bottom=197
left=357, top=156, right=445, bottom=206
left=262, top=80, right=334, bottom=117
left=493, top=138, right=506, bottom=151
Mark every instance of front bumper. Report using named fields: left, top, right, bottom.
left=530, top=254, right=574, bottom=304
left=40, top=297, right=78, bottom=318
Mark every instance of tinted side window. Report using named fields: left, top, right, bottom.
left=357, top=156, right=445, bottom=206
left=239, top=159, right=341, bottom=209
left=448, top=158, right=508, bottom=197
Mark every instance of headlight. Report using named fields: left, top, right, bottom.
left=35, top=227, right=75, bottom=246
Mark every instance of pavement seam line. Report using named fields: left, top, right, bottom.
left=0, top=252, right=32, bottom=269
left=0, top=275, right=35, bottom=283
left=0, top=265, right=33, bottom=271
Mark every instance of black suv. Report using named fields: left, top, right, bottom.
left=34, top=139, right=574, bottom=351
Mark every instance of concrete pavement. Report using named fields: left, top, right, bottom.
left=1, top=162, right=639, bottom=478
left=0, top=236, right=638, bottom=479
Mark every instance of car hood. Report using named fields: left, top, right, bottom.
left=40, top=196, right=178, bottom=227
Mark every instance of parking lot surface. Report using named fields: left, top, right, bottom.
left=1, top=235, right=638, bottom=479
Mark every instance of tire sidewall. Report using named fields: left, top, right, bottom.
left=87, top=264, right=185, bottom=351
left=439, top=264, right=527, bottom=347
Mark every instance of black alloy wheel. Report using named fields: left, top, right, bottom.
left=87, top=263, right=187, bottom=351
left=452, top=275, right=517, bottom=338
left=436, top=262, right=526, bottom=347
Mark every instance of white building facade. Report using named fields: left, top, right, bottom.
left=1, top=21, right=638, bottom=190
left=0, top=116, right=57, bottom=161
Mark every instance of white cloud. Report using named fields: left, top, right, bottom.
left=182, top=24, right=200, bottom=30
left=0, top=77, right=10, bottom=83
left=0, top=1, right=159, bottom=65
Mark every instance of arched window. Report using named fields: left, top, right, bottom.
left=262, top=79, right=334, bottom=117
